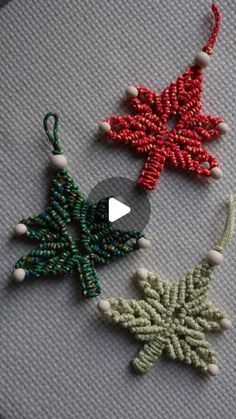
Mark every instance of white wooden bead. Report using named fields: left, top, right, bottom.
left=194, top=51, right=211, bottom=68
left=98, top=121, right=111, bottom=133
left=13, top=268, right=26, bottom=282
left=14, top=223, right=27, bottom=236
left=137, top=237, right=151, bottom=249
left=211, top=167, right=222, bottom=180
left=201, top=161, right=210, bottom=169
left=218, top=122, right=230, bottom=135
left=206, top=249, right=223, bottom=266
left=220, top=318, right=232, bottom=330
left=207, top=363, right=219, bottom=376
left=50, top=154, right=68, bottom=169
left=97, top=299, right=110, bottom=312
left=125, top=86, right=138, bottom=98
left=135, top=267, right=149, bottom=281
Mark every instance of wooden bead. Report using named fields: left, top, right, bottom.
left=125, top=86, right=138, bottom=98
left=211, top=167, right=222, bottom=180
left=206, top=249, right=223, bottom=266
left=207, top=363, right=219, bottom=376
left=138, top=237, right=151, bottom=249
left=218, top=122, right=229, bottom=135
left=135, top=267, right=149, bottom=281
left=98, top=121, right=111, bottom=133
left=220, top=318, right=232, bottom=330
left=51, top=154, right=68, bottom=169
left=13, top=268, right=26, bottom=282
left=201, top=161, right=210, bottom=169
left=194, top=51, right=211, bottom=68
left=14, top=223, right=27, bottom=236
left=97, top=299, right=110, bottom=312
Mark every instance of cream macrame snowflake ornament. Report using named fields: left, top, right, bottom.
left=98, top=196, right=235, bottom=376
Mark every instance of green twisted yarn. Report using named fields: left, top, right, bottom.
left=14, top=113, right=144, bottom=297
left=43, top=112, right=63, bottom=155
left=103, top=196, right=235, bottom=373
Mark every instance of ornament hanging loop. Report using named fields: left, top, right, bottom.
left=215, top=195, right=235, bottom=253
left=202, top=3, right=221, bottom=55
left=43, top=112, right=63, bottom=155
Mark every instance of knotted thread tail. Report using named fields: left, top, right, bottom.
left=132, top=338, right=165, bottom=374
left=215, top=195, right=235, bottom=253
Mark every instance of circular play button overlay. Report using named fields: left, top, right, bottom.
left=88, top=177, right=151, bottom=231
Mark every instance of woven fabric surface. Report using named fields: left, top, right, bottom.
left=0, top=0, right=236, bottom=418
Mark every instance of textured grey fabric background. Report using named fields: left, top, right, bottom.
left=0, top=0, right=236, bottom=418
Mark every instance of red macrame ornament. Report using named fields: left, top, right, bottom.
left=99, top=4, right=229, bottom=191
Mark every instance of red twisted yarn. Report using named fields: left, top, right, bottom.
left=203, top=4, right=221, bottom=55
left=103, top=4, right=224, bottom=190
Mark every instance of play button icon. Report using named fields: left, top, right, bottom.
left=88, top=177, right=151, bottom=231
left=108, top=198, right=131, bottom=222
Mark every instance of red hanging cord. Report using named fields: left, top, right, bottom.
left=202, top=4, right=221, bottom=55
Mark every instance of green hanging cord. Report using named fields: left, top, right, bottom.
left=216, top=194, right=235, bottom=253
left=43, top=112, right=63, bottom=155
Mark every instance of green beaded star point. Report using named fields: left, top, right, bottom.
left=98, top=196, right=235, bottom=375
left=13, top=113, right=147, bottom=298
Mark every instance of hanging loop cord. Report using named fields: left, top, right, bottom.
left=215, top=195, right=235, bottom=253
left=43, top=112, right=63, bottom=155
left=202, top=4, right=221, bottom=55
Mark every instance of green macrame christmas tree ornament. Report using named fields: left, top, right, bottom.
left=13, top=112, right=148, bottom=298
left=98, top=196, right=235, bottom=375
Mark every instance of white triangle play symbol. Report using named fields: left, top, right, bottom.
left=108, top=197, right=131, bottom=222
